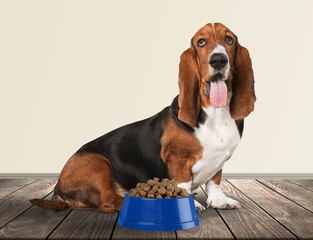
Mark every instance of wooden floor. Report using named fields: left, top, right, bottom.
left=0, top=179, right=312, bottom=239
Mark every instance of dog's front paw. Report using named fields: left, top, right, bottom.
left=194, top=199, right=206, bottom=212
left=207, top=195, right=241, bottom=209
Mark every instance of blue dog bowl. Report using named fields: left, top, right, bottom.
left=117, top=194, right=199, bottom=231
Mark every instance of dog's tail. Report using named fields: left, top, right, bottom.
left=30, top=198, right=68, bottom=211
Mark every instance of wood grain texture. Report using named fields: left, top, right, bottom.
left=228, top=179, right=313, bottom=239
left=0, top=179, right=36, bottom=199
left=112, top=224, right=176, bottom=240
left=0, top=192, right=71, bottom=239
left=217, top=181, right=296, bottom=239
left=288, top=179, right=313, bottom=192
left=176, top=187, right=234, bottom=239
left=0, top=179, right=312, bottom=239
left=48, top=209, right=118, bottom=239
left=0, top=179, right=56, bottom=228
left=258, top=179, right=313, bottom=212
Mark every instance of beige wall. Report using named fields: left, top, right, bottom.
left=1, top=0, right=312, bottom=174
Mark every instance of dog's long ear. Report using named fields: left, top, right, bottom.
left=178, top=47, right=201, bottom=127
left=230, top=42, right=256, bottom=120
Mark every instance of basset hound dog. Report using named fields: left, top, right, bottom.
left=31, top=22, right=256, bottom=212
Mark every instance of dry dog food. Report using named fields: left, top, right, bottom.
left=129, top=178, right=189, bottom=198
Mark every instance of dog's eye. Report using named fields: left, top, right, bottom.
left=225, top=36, right=233, bottom=45
left=197, top=38, right=206, bottom=47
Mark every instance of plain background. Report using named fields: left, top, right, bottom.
left=0, top=0, right=312, bottom=175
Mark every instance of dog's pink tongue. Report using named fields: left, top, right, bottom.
left=210, top=80, right=227, bottom=108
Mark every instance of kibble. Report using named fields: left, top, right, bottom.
left=128, top=178, right=190, bottom=198
left=147, top=179, right=155, bottom=186
left=142, top=184, right=151, bottom=192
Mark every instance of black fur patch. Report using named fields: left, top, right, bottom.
left=169, top=96, right=196, bottom=132
left=235, top=119, right=244, bottom=137
left=77, top=104, right=172, bottom=190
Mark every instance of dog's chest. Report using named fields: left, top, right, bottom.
left=191, top=106, right=240, bottom=189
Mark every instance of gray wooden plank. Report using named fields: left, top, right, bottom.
left=216, top=181, right=296, bottom=239
left=49, top=209, right=117, bottom=239
left=288, top=179, right=313, bottom=192
left=0, top=179, right=56, bottom=228
left=112, top=224, right=176, bottom=240
left=229, top=179, right=313, bottom=239
left=0, top=192, right=71, bottom=239
left=0, top=179, right=36, bottom=199
left=258, top=179, right=313, bottom=212
left=176, top=187, right=234, bottom=239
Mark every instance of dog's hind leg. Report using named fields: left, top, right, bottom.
left=33, top=152, right=125, bottom=212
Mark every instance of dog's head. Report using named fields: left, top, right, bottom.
left=178, top=23, right=256, bottom=127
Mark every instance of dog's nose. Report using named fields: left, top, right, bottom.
left=209, top=53, right=228, bottom=70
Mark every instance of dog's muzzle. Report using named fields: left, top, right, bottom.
left=209, top=53, right=228, bottom=70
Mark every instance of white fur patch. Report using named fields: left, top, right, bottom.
left=191, top=106, right=240, bottom=191
left=206, top=180, right=241, bottom=209
left=177, top=181, right=192, bottom=193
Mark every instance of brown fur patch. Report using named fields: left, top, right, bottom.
left=178, top=47, right=201, bottom=127
left=51, top=152, right=123, bottom=212
left=230, top=45, right=256, bottom=120
left=212, top=169, right=223, bottom=185
left=161, top=117, right=202, bottom=183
